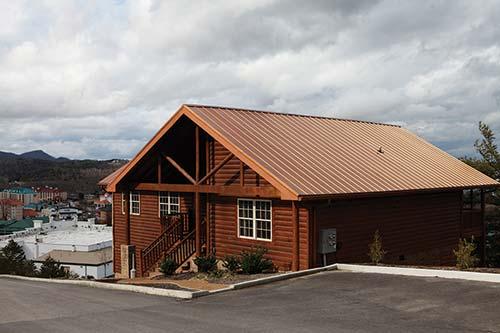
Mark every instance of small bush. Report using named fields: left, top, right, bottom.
left=159, top=258, right=177, bottom=276
left=208, top=269, right=225, bottom=279
left=454, top=237, right=479, bottom=269
left=194, top=254, right=217, bottom=273
left=38, top=257, right=67, bottom=278
left=240, top=246, right=273, bottom=274
left=222, top=255, right=241, bottom=273
left=368, top=230, right=387, bottom=265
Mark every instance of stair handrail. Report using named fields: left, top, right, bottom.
left=141, top=214, right=186, bottom=274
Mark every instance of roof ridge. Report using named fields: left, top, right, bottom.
left=184, top=103, right=401, bottom=128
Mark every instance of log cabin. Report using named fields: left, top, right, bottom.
left=99, top=104, right=499, bottom=278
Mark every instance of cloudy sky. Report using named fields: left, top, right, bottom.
left=1, top=0, right=499, bottom=160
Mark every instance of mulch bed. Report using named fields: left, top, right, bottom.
left=151, top=271, right=283, bottom=284
left=134, top=283, right=193, bottom=291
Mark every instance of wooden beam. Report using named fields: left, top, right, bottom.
left=133, top=182, right=282, bottom=198
left=164, top=155, right=196, bottom=185
left=198, top=153, right=234, bottom=185
left=240, top=161, right=244, bottom=187
left=292, top=201, right=300, bottom=271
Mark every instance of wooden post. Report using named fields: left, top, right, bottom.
left=195, top=126, right=200, bottom=182
left=459, top=190, right=463, bottom=238
left=157, top=154, right=162, bottom=184
left=206, top=194, right=210, bottom=253
left=195, top=126, right=201, bottom=256
left=480, top=189, right=486, bottom=266
left=124, top=190, right=130, bottom=245
left=195, top=191, right=201, bottom=256
left=205, top=138, right=210, bottom=253
left=292, top=201, right=300, bottom=271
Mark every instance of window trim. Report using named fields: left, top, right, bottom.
left=129, top=191, right=140, bottom=215
left=158, top=192, right=180, bottom=217
left=237, top=198, right=272, bottom=242
left=121, top=193, right=126, bottom=215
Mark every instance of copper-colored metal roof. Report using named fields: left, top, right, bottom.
left=186, top=105, right=499, bottom=197
left=101, top=104, right=499, bottom=198
left=98, top=163, right=128, bottom=186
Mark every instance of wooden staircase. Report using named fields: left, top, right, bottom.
left=140, top=213, right=206, bottom=276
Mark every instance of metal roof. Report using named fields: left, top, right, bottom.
left=34, top=247, right=112, bottom=266
left=101, top=104, right=499, bottom=198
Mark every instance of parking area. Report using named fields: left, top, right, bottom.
left=1, top=270, right=499, bottom=332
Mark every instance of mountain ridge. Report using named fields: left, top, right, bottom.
left=0, top=150, right=127, bottom=193
left=0, top=149, right=69, bottom=161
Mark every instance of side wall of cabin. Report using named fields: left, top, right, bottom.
left=312, top=191, right=462, bottom=266
left=209, top=196, right=310, bottom=271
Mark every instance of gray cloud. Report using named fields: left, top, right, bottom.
left=0, top=0, right=499, bottom=159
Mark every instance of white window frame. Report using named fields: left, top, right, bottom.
left=237, top=198, right=272, bottom=241
left=129, top=191, right=140, bottom=215
left=121, top=193, right=126, bottom=215
left=158, top=192, right=180, bottom=217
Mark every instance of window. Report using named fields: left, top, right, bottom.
left=237, top=199, right=272, bottom=241
left=159, top=192, right=180, bottom=217
left=130, top=191, right=140, bottom=215
left=121, top=193, right=126, bottom=215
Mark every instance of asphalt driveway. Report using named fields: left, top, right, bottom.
left=0, top=271, right=499, bottom=332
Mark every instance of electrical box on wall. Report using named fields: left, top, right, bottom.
left=318, top=228, right=337, bottom=254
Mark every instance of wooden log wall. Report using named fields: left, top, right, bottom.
left=313, top=191, right=462, bottom=266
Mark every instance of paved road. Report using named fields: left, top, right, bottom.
left=1, top=271, right=499, bottom=332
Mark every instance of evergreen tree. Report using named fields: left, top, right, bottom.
left=38, top=256, right=67, bottom=278
left=474, top=121, right=500, bottom=179
left=1, top=240, right=26, bottom=274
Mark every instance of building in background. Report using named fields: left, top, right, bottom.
left=0, top=188, right=38, bottom=205
left=0, top=217, right=49, bottom=235
left=23, top=208, right=39, bottom=219
left=0, top=217, right=112, bottom=279
left=35, top=186, right=68, bottom=202
left=0, top=199, right=24, bottom=221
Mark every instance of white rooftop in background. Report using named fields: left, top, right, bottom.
left=23, top=228, right=111, bottom=246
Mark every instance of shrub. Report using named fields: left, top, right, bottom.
left=208, top=269, right=225, bottom=279
left=454, top=237, right=479, bottom=269
left=1, top=239, right=27, bottom=275
left=240, top=246, right=273, bottom=274
left=194, top=254, right=217, bottom=273
left=0, top=240, right=38, bottom=276
left=38, top=257, right=68, bottom=278
left=368, top=230, right=387, bottom=265
left=222, top=255, right=241, bottom=273
left=159, top=258, right=177, bottom=276
left=0, top=252, right=8, bottom=274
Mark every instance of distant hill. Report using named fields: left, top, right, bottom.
left=0, top=149, right=71, bottom=162
left=0, top=151, right=18, bottom=159
left=0, top=150, right=127, bottom=193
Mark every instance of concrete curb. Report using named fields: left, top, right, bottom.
left=336, top=264, right=500, bottom=283
left=231, top=264, right=339, bottom=289
left=219, top=264, right=339, bottom=292
left=0, top=274, right=206, bottom=299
